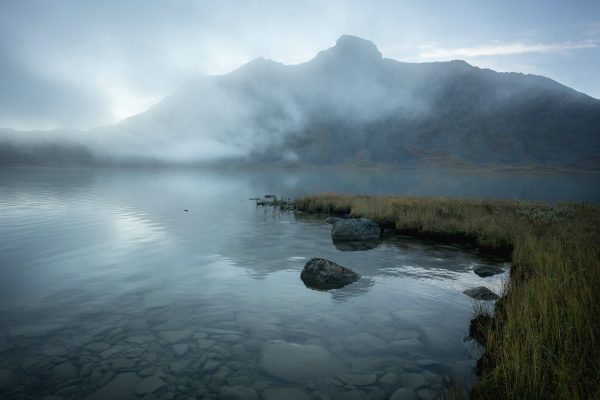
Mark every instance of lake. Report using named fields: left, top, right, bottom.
left=0, top=166, right=597, bottom=400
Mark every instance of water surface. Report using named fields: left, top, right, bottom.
left=0, top=167, right=595, bottom=399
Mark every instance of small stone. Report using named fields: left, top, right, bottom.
left=300, top=258, right=360, bottom=290
left=139, top=368, right=156, bottom=377
left=367, top=389, right=386, bottom=400
left=400, top=373, right=428, bottom=390
left=172, top=343, right=188, bottom=356
left=53, top=362, right=78, bottom=379
left=84, top=342, right=110, bottom=352
left=378, top=372, right=399, bottom=387
left=463, top=286, right=500, bottom=300
left=0, top=369, right=15, bottom=390
left=135, top=376, right=166, bottom=394
left=196, top=339, right=215, bottom=349
left=85, top=372, right=141, bottom=400
left=390, top=388, right=418, bottom=400
left=219, top=385, right=259, bottom=400
left=158, top=330, right=193, bottom=344
left=338, top=373, right=377, bottom=386
left=112, top=358, right=135, bottom=370
left=416, top=388, right=435, bottom=400
left=170, top=360, right=189, bottom=374
left=262, top=388, right=311, bottom=400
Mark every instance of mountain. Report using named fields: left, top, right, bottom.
left=1, top=35, right=599, bottom=169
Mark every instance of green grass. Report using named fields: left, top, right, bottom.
left=295, top=194, right=600, bottom=400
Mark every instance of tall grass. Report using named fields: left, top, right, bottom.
left=296, top=194, right=600, bottom=399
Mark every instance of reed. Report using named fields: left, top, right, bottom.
left=296, top=194, right=600, bottom=399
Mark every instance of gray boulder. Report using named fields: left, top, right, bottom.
left=331, top=218, right=381, bottom=241
left=463, top=286, right=500, bottom=300
left=473, top=265, right=505, bottom=277
left=300, top=258, right=360, bottom=290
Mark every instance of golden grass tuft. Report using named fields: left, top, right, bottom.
left=296, top=194, right=600, bottom=400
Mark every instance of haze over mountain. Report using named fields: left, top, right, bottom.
left=1, top=35, right=599, bottom=169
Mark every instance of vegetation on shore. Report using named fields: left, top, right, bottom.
left=295, top=194, right=600, bottom=400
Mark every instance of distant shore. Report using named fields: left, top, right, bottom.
left=295, top=194, right=600, bottom=399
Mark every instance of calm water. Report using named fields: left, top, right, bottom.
left=0, top=167, right=597, bottom=400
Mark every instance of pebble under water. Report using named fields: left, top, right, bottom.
left=0, top=168, right=517, bottom=400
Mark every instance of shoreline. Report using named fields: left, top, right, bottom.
left=293, top=194, right=600, bottom=399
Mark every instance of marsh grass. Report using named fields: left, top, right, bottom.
left=296, top=194, right=600, bottom=399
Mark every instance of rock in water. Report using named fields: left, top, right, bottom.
left=260, top=340, right=349, bottom=383
left=300, top=258, right=360, bottom=290
left=473, top=265, right=505, bottom=277
left=463, top=286, right=500, bottom=300
left=325, top=217, right=342, bottom=224
left=331, top=218, right=381, bottom=241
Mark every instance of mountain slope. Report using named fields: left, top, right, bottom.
left=1, top=35, right=599, bottom=169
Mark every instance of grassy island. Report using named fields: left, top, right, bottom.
left=295, top=194, right=600, bottom=400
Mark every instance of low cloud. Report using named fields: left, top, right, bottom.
left=417, top=40, right=598, bottom=59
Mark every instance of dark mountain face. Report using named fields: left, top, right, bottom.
left=1, top=35, right=599, bottom=169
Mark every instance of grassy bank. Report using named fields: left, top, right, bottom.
left=296, top=194, right=600, bottom=400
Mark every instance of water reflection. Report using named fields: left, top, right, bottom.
left=0, top=166, right=588, bottom=399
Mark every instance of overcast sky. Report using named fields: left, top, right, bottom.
left=1, top=0, right=599, bottom=130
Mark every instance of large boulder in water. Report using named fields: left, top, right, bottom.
left=331, top=218, right=381, bottom=241
left=300, top=258, right=360, bottom=290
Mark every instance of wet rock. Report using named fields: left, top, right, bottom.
left=473, top=265, right=504, bottom=277
left=139, top=367, right=156, bottom=377
left=338, top=373, right=377, bottom=386
left=0, top=369, right=15, bottom=390
left=219, top=385, right=259, bottom=400
left=202, top=359, right=221, bottom=373
left=344, top=332, right=388, bottom=355
left=262, top=388, right=311, bottom=400
left=390, top=388, right=418, bottom=400
left=389, top=337, right=424, bottom=352
left=112, top=358, right=135, bottom=370
left=331, top=390, right=368, bottom=400
left=378, top=372, right=399, bottom=387
left=367, top=389, right=387, bottom=400
left=85, top=372, right=141, bottom=400
left=135, top=376, right=166, bottom=394
left=85, top=342, right=110, bottom=352
left=196, top=339, right=216, bottom=349
left=158, top=330, right=193, bottom=344
left=326, top=217, right=342, bottom=224
left=331, top=218, right=381, bottom=241
left=300, top=258, right=360, bottom=290
left=172, top=343, right=189, bottom=356
left=349, top=357, right=387, bottom=373
left=416, top=388, right=435, bottom=400
left=260, top=340, right=349, bottom=383
left=463, top=286, right=500, bottom=300
left=100, top=345, right=124, bottom=359
left=332, top=241, right=380, bottom=252
left=170, top=360, right=189, bottom=374
left=400, top=373, right=428, bottom=390
left=42, top=346, right=68, bottom=357
left=53, top=362, right=78, bottom=379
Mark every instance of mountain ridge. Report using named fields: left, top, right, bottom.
left=1, top=35, right=599, bottom=169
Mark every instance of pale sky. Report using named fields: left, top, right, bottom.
left=1, top=0, right=599, bottom=130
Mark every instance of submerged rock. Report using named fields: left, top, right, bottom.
left=463, top=286, right=500, bottom=300
left=473, top=265, right=505, bottom=277
left=260, top=340, right=349, bottom=383
left=300, top=258, right=360, bottom=290
left=390, top=388, right=418, bottom=400
left=331, top=218, right=381, bottom=241
left=219, top=385, right=259, bottom=400
left=326, top=217, right=342, bottom=224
